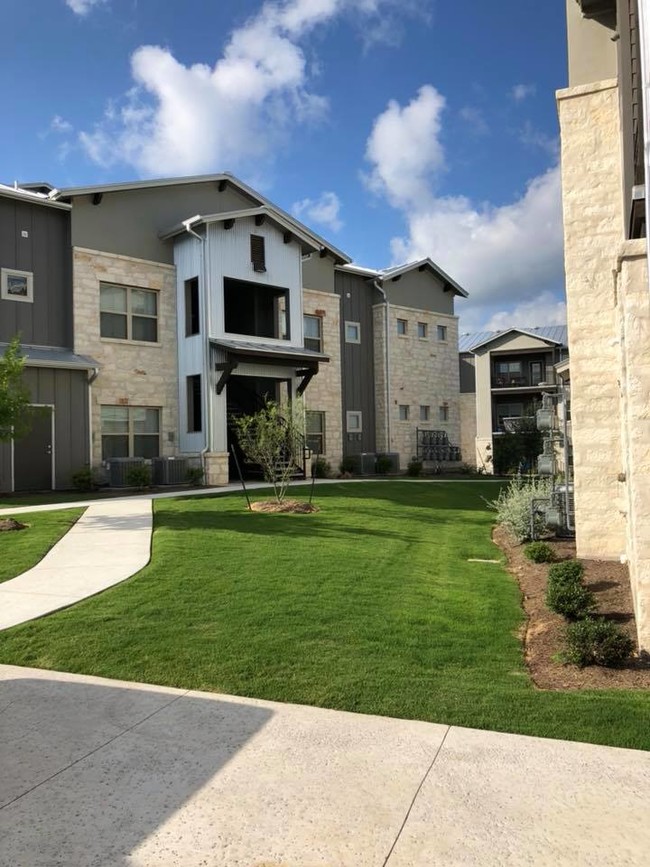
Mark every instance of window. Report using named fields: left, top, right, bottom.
left=397, top=319, right=408, bottom=336
left=346, top=411, right=362, bottom=432
left=439, top=405, right=449, bottom=422
left=530, top=361, right=543, bottom=384
left=101, top=406, right=161, bottom=460
left=399, top=405, right=410, bottom=421
left=437, top=324, right=447, bottom=341
left=186, top=375, right=202, bottom=433
left=250, top=234, right=266, bottom=272
left=417, top=322, right=428, bottom=339
left=420, top=405, right=430, bottom=421
left=185, top=277, right=200, bottom=336
left=224, top=277, right=289, bottom=340
left=304, top=315, right=322, bottom=352
left=306, top=410, right=326, bottom=455
left=496, top=361, right=522, bottom=376
left=345, top=321, right=360, bottom=343
left=496, top=402, right=525, bottom=431
left=1, top=268, right=33, bottom=303
left=100, top=283, right=158, bottom=343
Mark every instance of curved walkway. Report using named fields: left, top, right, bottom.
left=0, top=498, right=152, bottom=630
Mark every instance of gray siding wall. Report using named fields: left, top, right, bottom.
left=0, top=367, right=90, bottom=492
left=459, top=354, right=476, bottom=393
left=384, top=270, right=455, bottom=315
left=0, top=198, right=72, bottom=347
left=69, top=183, right=258, bottom=264
left=302, top=253, right=336, bottom=293
left=335, top=271, right=376, bottom=454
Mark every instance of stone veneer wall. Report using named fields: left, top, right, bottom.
left=379, top=304, right=460, bottom=469
left=557, top=80, right=627, bottom=560
left=373, top=305, right=388, bottom=454
left=302, top=288, right=342, bottom=470
left=459, top=393, right=478, bottom=468
left=73, top=247, right=179, bottom=467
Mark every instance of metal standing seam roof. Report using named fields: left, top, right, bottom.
left=0, top=344, right=99, bottom=369
left=211, top=338, right=329, bottom=364
left=458, top=325, right=568, bottom=353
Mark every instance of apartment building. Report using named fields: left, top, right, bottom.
left=559, top=0, right=650, bottom=649
left=0, top=174, right=467, bottom=489
left=459, top=326, right=568, bottom=472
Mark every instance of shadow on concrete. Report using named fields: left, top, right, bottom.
left=0, top=674, right=272, bottom=866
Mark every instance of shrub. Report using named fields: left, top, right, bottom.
left=126, top=464, right=151, bottom=490
left=312, top=458, right=331, bottom=479
left=548, top=559, right=584, bottom=585
left=71, top=467, right=99, bottom=492
left=186, top=466, right=204, bottom=486
left=524, top=541, right=555, bottom=563
left=564, top=618, right=635, bottom=668
left=375, top=455, right=393, bottom=475
left=488, top=475, right=553, bottom=542
left=546, top=578, right=596, bottom=620
left=407, top=457, right=423, bottom=477
left=339, top=456, right=357, bottom=474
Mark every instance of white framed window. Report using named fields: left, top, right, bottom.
left=100, top=283, right=158, bottom=343
left=397, top=318, right=408, bottom=336
left=101, top=406, right=161, bottom=460
left=439, top=405, right=449, bottom=422
left=345, top=321, right=361, bottom=343
left=346, top=410, right=362, bottom=432
left=399, top=405, right=410, bottom=421
left=437, top=324, right=447, bottom=341
left=304, top=315, right=323, bottom=352
left=1, top=268, right=33, bottom=303
left=420, top=405, right=430, bottom=421
left=417, top=322, right=428, bottom=339
left=306, top=410, right=326, bottom=454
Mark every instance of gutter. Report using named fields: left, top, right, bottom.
left=373, top=278, right=391, bottom=452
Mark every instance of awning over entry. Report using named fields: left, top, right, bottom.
left=210, top=338, right=328, bottom=396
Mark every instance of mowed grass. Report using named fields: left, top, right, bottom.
left=1, top=482, right=649, bottom=750
left=0, top=509, right=84, bottom=583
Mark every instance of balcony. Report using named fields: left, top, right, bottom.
left=491, top=373, right=556, bottom=390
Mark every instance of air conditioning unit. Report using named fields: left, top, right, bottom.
left=377, top=452, right=400, bottom=473
left=107, top=457, right=145, bottom=487
left=537, top=454, right=555, bottom=476
left=359, top=453, right=377, bottom=475
left=152, top=457, right=189, bottom=486
left=536, top=408, right=554, bottom=431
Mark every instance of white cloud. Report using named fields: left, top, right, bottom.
left=80, top=0, right=419, bottom=176
left=481, top=292, right=566, bottom=332
left=459, top=105, right=489, bottom=136
left=66, top=0, right=106, bottom=16
left=519, top=120, right=559, bottom=158
left=511, top=83, right=536, bottom=102
left=51, top=115, right=73, bottom=134
left=364, top=87, right=565, bottom=322
left=292, top=191, right=343, bottom=232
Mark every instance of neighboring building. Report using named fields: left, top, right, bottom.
left=0, top=174, right=468, bottom=490
left=559, top=0, right=650, bottom=650
left=0, top=184, right=97, bottom=492
left=458, top=326, right=568, bottom=472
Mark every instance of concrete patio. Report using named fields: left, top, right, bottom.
left=1, top=664, right=649, bottom=866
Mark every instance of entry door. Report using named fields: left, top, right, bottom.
left=13, top=407, right=53, bottom=491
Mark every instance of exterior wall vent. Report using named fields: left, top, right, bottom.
left=250, top=234, right=266, bottom=272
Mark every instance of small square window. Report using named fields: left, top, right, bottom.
left=399, top=405, right=410, bottom=421
left=437, top=324, right=447, bottom=341
left=346, top=411, right=362, bottom=432
left=420, top=405, right=430, bottom=421
left=345, top=321, right=361, bottom=343
left=417, top=322, right=428, bottom=339
left=439, top=405, right=449, bottom=422
left=1, top=269, right=33, bottom=303
left=397, top=319, right=408, bottom=336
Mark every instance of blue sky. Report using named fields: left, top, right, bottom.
left=3, top=0, right=567, bottom=331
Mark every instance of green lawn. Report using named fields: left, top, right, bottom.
left=0, top=482, right=649, bottom=750
left=0, top=509, right=84, bottom=583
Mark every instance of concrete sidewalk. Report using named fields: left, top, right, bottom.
left=1, top=665, right=649, bottom=867
left=0, top=499, right=152, bottom=630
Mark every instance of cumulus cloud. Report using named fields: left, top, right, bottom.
left=364, top=86, right=564, bottom=327
left=481, top=292, right=566, bottom=333
left=80, top=0, right=419, bottom=176
left=292, top=191, right=343, bottom=232
left=511, top=83, right=536, bottom=102
left=66, top=0, right=106, bottom=15
left=50, top=115, right=73, bottom=133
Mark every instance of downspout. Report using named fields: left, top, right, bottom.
left=87, top=366, right=99, bottom=473
left=373, top=278, right=391, bottom=452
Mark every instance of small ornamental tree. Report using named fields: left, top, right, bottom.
left=0, top=337, right=31, bottom=442
left=233, top=398, right=305, bottom=503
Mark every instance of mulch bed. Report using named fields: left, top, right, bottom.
left=0, top=518, right=28, bottom=532
left=493, top=525, right=650, bottom=690
left=250, top=500, right=319, bottom=514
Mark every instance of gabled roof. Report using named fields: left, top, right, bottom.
left=458, top=325, right=568, bottom=353
left=159, top=206, right=320, bottom=255
left=45, top=172, right=351, bottom=265
left=337, top=257, right=469, bottom=298
left=0, top=183, right=71, bottom=210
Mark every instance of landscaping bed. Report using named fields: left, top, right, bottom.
left=494, top=525, right=650, bottom=690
